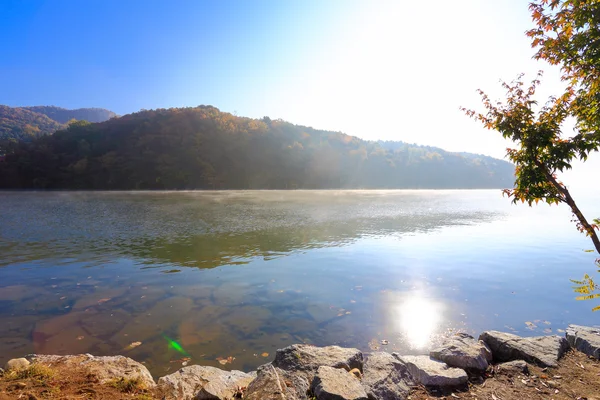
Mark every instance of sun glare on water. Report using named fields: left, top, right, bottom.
left=396, top=295, right=444, bottom=350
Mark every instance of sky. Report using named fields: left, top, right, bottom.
left=1, top=0, right=599, bottom=181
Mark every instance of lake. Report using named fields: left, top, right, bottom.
left=0, top=190, right=598, bottom=377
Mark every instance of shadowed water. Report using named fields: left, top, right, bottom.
left=0, top=190, right=598, bottom=377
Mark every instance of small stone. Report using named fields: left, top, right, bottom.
left=566, top=325, right=600, bottom=359
left=349, top=368, right=362, bottom=379
left=393, top=355, right=468, bottom=387
left=5, top=358, right=30, bottom=371
left=496, top=360, right=529, bottom=375
left=310, top=366, right=368, bottom=400
left=546, top=380, right=560, bottom=388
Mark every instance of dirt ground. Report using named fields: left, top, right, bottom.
left=409, top=350, right=600, bottom=400
left=0, top=349, right=598, bottom=399
left=0, top=362, right=158, bottom=400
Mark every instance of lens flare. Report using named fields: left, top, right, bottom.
left=162, top=334, right=189, bottom=356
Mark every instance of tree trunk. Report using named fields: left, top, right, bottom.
left=535, top=159, right=600, bottom=254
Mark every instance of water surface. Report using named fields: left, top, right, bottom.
left=0, top=190, right=598, bottom=376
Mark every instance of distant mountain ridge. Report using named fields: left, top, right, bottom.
left=378, top=141, right=510, bottom=172
left=23, top=106, right=117, bottom=124
left=0, top=105, right=116, bottom=141
left=0, top=105, right=65, bottom=141
left=0, top=105, right=515, bottom=189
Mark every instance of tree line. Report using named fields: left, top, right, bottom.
left=0, top=106, right=514, bottom=190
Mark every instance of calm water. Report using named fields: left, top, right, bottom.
left=0, top=190, right=598, bottom=376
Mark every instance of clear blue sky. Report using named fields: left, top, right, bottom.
left=2, top=0, right=600, bottom=183
left=1, top=0, right=348, bottom=115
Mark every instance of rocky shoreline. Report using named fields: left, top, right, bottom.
left=1, top=324, right=599, bottom=399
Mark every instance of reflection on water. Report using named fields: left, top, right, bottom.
left=396, top=294, right=444, bottom=350
left=0, top=190, right=598, bottom=376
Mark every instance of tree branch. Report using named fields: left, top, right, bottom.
left=534, top=159, right=600, bottom=254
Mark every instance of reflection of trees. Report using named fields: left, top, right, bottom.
left=0, top=192, right=503, bottom=269
left=110, top=210, right=500, bottom=269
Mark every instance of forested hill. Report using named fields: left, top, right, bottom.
left=0, top=105, right=117, bottom=142
left=0, top=105, right=515, bottom=189
left=23, top=106, right=117, bottom=124
left=0, top=105, right=64, bottom=141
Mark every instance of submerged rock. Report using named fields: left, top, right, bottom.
left=157, top=365, right=254, bottom=400
left=310, top=366, right=368, bottom=400
left=393, top=355, right=468, bottom=387
left=31, top=354, right=155, bottom=388
left=566, top=325, right=600, bottom=359
left=479, top=331, right=569, bottom=368
left=244, top=344, right=364, bottom=400
left=430, top=333, right=492, bottom=371
left=4, top=358, right=30, bottom=371
left=362, top=352, right=412, bottom=400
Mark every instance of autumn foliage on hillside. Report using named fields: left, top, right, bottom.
left=0, top=106, right=514, bottom=189
left=0, top=106, right=64, bottom=142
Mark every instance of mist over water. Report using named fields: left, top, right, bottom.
left=0, top=190, right=598, bottom=376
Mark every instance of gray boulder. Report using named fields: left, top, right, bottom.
left=4, top=358, right=30, bottom=371
left=310, top=366, right=368, bottom=400
left=244, top=362, right=304, bottom=400
left=566, top=325, right=600, bottom=359
left=244, top=345, right=364, bottom=400
left=479, top=331, right=569, bottom=368
left=361, top=352, right=412, bottom=400
left=430, top=333, right=492, bottom=371
left=157, top=365, right=254, bottom=400
left=393, top=355, right=468, bottom=387
left=272, top=344, right=363, bottom=372
left=31, top=354, right=155, bottom=388
left=495, top=360, right=529, bottom=375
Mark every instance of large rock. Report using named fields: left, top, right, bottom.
left=30, top=354, right=155, bottom=388
left=566, top=325, right=600, bottom=359
left=272, top=344, right=363, bottom=373
left=393, top=355, right=468, bottom=387
left=479, top=331, right=569, bottom=368
left=361, top=352, right=412, bottom=400
left=244, top=362, right=304, bottom=400
left=310, top=366, right=368, bottom=400
left=4, top=358, right=30, bottom=371
left=244, top=345, right=364, bottom=400
left=430, top=333, right=492, bottom=371
left=157, top=365, right=254, bottom=400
